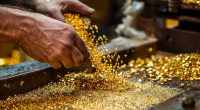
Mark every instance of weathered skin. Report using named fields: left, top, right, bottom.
left=0, top=0, right=95, bottom=69
left=0, top=0, right=95, bottom=22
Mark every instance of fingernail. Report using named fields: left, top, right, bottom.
left=89, top=8, right=95, bottom=13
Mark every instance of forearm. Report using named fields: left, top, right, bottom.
left=0, top=6, right=35, bottom=43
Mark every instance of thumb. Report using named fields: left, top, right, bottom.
left=61, top=0, right=95, bottom=15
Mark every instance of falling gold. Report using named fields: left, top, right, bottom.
left=63, top=13, right=133, bottom=91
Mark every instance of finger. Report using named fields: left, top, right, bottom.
left=61, top=0, right=95, bottom=15
left=71, top=47, right=84, bottom=67
left=49, top=61, right=62, bottom=69
left=73, top=33, right=89, bottom=60
left=59, top=53, right=74, bottom=68
left=48, top=9, right=66, bottom=22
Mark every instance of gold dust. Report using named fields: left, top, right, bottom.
left=0, top=81, right=180, bottom=110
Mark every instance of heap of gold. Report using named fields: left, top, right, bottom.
left=128, top=53, right=200, bottom=84
left=182, top=0, right=200, bottom=5
left=181, top=0, right=200, bottom=9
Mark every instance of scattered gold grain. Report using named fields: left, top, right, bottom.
left=128, top=53, right=200, bottom=83
left=0, top=81, right=180, bottom=110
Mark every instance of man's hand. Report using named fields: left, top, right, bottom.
left=0, top=0, right=95, bottom=22
left=20, top=13, right=87, bottom=69
left=0, top=7, right=87, bottom=69
left=33, top=0, right=95, bottom=22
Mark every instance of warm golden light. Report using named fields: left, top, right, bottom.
left=182, top=0, right=200, bottom=5
left=0, top=50, right=21, bottom=67
left=0, top=13, right=198, bottom=110
left=0, top=58, right=7, bottom=66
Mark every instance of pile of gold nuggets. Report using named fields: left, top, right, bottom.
left=182, top=0, right=200, bottom=9
left=0, top=13, right=199, bottom=110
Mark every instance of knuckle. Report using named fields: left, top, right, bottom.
left=56, top=50, right=63, bottom=57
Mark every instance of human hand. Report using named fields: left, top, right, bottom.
left=19, top=12, right=87, bottom=69
left=33, top=0, right=95, bottom=22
